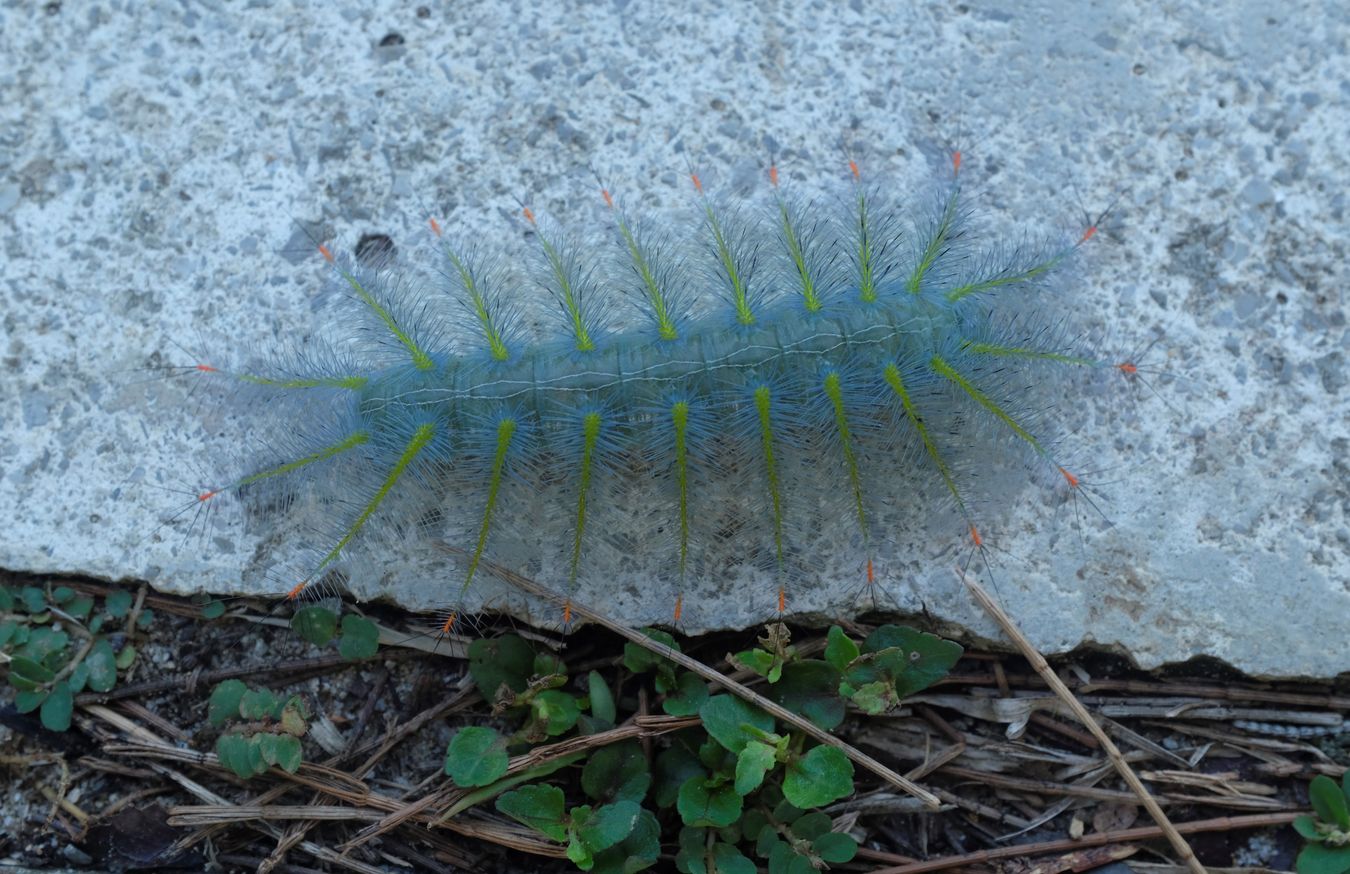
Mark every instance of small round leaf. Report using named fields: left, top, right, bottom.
left=40, top=681, right=73, bottom=732
left=699, top=695, right=774, bottom=754
left=338, top=615, right=380, bottom=659
left=496, top=784, right=567, bottom=842
left=290, top=606, right=336, bottom=645
left=444, top=726, right=509, bottom=787
left=677, top=776, right=742, bottom=828
left=783, top=745, right=854, bottom=809
left=85, top=638, right=118, bottom=693
left=208, top=679, right=248, bottom=726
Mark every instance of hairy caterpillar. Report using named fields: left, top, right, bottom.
left=177, top=150, right=1124, bottom=633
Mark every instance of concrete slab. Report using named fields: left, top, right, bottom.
left=2, top=0, right=1345, bottom=677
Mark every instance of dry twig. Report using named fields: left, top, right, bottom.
left=962, top=573, right=1207, bottom=874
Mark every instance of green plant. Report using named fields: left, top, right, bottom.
left=1, top=582, right=145, bottom=732
left=441, top=623, right=962, bottom=872
left=289, top=606, right=380, bottom=659
left=208, top=679, right=310, bottom=778
left=1295, top=773, right=1350, bottom=874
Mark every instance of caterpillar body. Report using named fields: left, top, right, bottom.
left=184, top=153, right=1115, bottom=632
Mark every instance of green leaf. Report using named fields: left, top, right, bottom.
left=734, top=740, right=778, bottom=796
left=622, top=628, right=679, bottom=674
left=534, top=651, right=567, bottom=679
left=468, top=634, right=536, bottom=700
left=7, top=670, right=40, bottom=692
left=103, top=590, right=133, bottom=618
left=10, top=655, right=55, bottom=685
left=136, top=609, right=154, bottom=629
left=290, top=606, right=337, bottom=645
left=567, top=827, right=598, bottom=870
left=1296, top=842, right=1350, bottom=874
left=52, top=586, right=75, bottom=605
left=824, top=626, right=859, bottom=672
left=40, top=681, right=73, bottom=732
left=444, top=726, right=509, bottom=788
left=85, top=638, right=118, bottom=693
left=590, top=806, right=660, bottom=874
left=783, top=746, right=854, bottom=808
left=710, top=842, right=756, bottom=874
left=662, top=672, right=709, bottom=717
left=22, top=628, right=69, bottom=664
left=115, top=644, right=137, bottom=670
left=216, top=733, right=267, bottom=778
left=208, top=679, right=248, bottom=726
left=582, top=741, right=651, bottom=804
left=812, top=831, right=857, bottom=863
left=654, top=742, right=705, bottom=809
left=254, top=733, right=303, bottom=772
left=574, top=800, right=641, bottom=855
left=533, top=689, right=581, bottom=736
left=240, top=688, right=280, bottom=720
left=789, top=811, right=831, bottom=840
left=19, top=586, right=47, bottom=613
left=69, top=661, right=89, bottom=693
left=0, top=587, right=12, bottom=611
left=201, top=599, right=226, bottom=620
left=0, top=619, right=17, bottom=648
left=588, top=670, right=616, bottom=725
left=731, top=648, right=777, bottom=679
left=67, top=594, right=94, bottom=621
left=848, top=678, right=897, bottom=714
left=677, top=776, right=742, bottom=828
left=496, top=784, right=568, bottom=842
left=861, top=625, right=963, bottom=697
left=1312, top=774, right=1350, bottom=830
left=338, top=614, right=380, bottom=659
left=88, top=615, right=105, bottom=635
left=768, top=839, right=815, bottom=874
left=767, top=660, right=844, bottom=730
left=1294, top=814, right=1323, bottom=840
left=699, top=695, right=774, bottom=754
left=15, top=689, right=47, bottom=713
left=67, top=596, right=95, bottom=620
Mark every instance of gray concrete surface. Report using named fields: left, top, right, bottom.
left=2, top=0, right=1346, bottom=677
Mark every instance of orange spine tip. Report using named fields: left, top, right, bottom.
left=1059, top=466, right=1080, bottom=489
left=522, top=206, right=536, bottom=225
left=286, top=581, right=307, bottom=601
left=969, top=524, right=983, bottom=548
left=951, top=151, right=963, bottom=175
left=440, top=613, right=457, bottom=635
left=601, top=188, right=614, bottom=209
left=689, top=173, right=703, bottom=194
left=866, top=557, right=875, bottom=585
left=1118, top=361, right=1138, bottom=375
left=562, top=600, right=572, bottom=625
left=195, top=363, right=218, bottom=373
left=318, top=243, right=334, bottom=264
left=777, top=587, right=786, bottom=614
left=672, top=594, right=683, bottom=623
left=428, top=217, right=442, bottom=237
left=197, top=489, right=218, bottom=503
left=768, top=165, right=779, bottom=188
left=1080, top=225, right=1097, bottom=244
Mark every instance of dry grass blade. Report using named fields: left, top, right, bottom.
left=961, top=572, right=1207, bottom=874
left=859, top=811, right=1301, bottom=873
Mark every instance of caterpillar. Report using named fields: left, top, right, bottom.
left=178, top=150, right=1123, bottom=634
